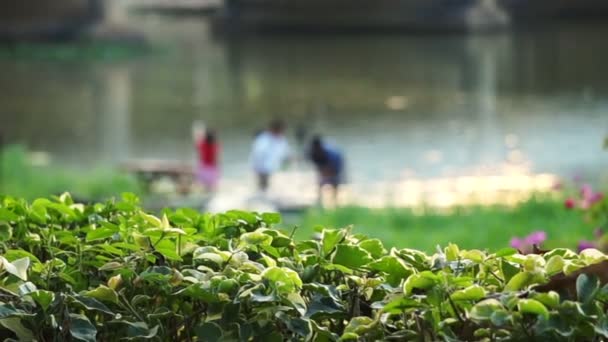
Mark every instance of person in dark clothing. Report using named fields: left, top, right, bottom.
left=309, top=135, right=344, bottom=206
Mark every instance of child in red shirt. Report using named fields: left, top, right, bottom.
left=194, top=125, right=220, bottom=192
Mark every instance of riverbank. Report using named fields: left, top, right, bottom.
left=286, top=196, right=590, bottom=253
left=0, top=144, right=599, bottom=254
left=0, top=145, right=141, bottom=201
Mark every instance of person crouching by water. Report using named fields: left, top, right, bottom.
left=250, top=119, right=290, bottom=193
left=309, top=135, right=344, bottom=207
left=193, top=122, right=220, bottom=192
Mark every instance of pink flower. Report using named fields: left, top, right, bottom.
left=581, top=184, right=594, bottom=199
left=510, top=238, right=523, bottom=249
left=564, top=198, right=576, bottom=209
left=579, top=184, right=603, bottom=209
left=525, top=231, right=547, bottom=246
left=510, top=231, right=547, bottom=254
left=578, top=240, right=596, bottom=252
left=589, top=192, right=604, bottom=205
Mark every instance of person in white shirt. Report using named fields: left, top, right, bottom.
left=250, top=120, right=290, bottom=192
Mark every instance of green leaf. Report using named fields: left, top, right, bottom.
left=523, top=255, right=546, bottom=273
left=120, top=321, right=160, bottom=339
left=310, top=319, right=340, bottom=341
left=262, top=267, right=303, bottom=294
left=240, top=230, right=273, bottom=247
left=261, top=212, right=281, bottom=224
left=84, top=285, right=119, bottom=304
left=133, top=233, right=152, bottom=250
left=155, top=244, right=183, bottom=262
left=381, top=296, right=423, bottom=314
left=303, top=283, right=341, bottom=303
left=71, top=295, right=114, bottom=315
left=403, top=271, right=439, bottom=294
left=494, top=247, right=517, bottom=258
left=490, top=310, right=510, bottom=326
left=359, top=239, right=387, bottom=259
left=305, top=295, right=345, bottom=319
left=395, top=248, right=429, bottom=269
left=146, top=227, right=186, bottom=236
left=332, top=245, right=373, bottom=270
left=28, top=290, right=54, bottom=311
left=262, top=229, right=292, bottom=247
left=445, top=243, right=460, bottom=262
left=532, top=291, right=560, bottom=309
left=47, top=202, right=77, bottom=219
left=0, top=317, right=35, bottom=341
left=594, top=317, right=608, bottom=338
left=18, top=282, right=36, bottom=296
left=470, top=299, right=504, bottom=321
left=69, top=313, right=97, bottom=342
left=343, top=316, right=375, bottom=335
left=195, top=322, right=223, bottom=342
left=450, top=285, right=486, bottom=301
left=86, top=226, right=118, bottom=242
left=576, top=274, right=599, bottom=304
left=58, top=192, right=74, bottom=205
left=1, top=257, right=29, bottom=280
left=517, top=299, right=549, bottom=319
left=194, top=252, right=225, bottom=266
left=0, top=304, right=31, bottom=319
left=580, top=249, right=607, bottom=265
left=141, top=213, right=162, bottom=227
left=542, top=248, right=578, bottom=260
left=322, top=229, right=348, bottom=255
left=460, top=249, right=486, bottom=263
left=0, top=224, right=12, bottom=241
left=2, top=249, right=40, bottom=264
left=30, top=201, right=48, bottom=223
left=0, top=208, right=19, bottom=222
left=287, top=292, right=308, bottom=316
left=500, top=260, right=519, bottom=283
left=504, top=271, right=537, bottom=291
left=545, top=255, right=565, bottom=276
left=99, top=262, right=123, bottom=271
left=277, top=312, right=311, bottom=338
left=368, top=256, right=412, bottom=287
left=340, top=332, right=359, bottom=341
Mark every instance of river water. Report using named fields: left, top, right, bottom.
left=1, top=15, right=607, bottom=206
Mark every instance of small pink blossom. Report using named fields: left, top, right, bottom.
left=578, top=240, right=596, bottom=252
left=510, top=231, right=547, bottom=254
left=579, top=184, right=603, bottom=209
left=524, top=231, right=547, bottom=246
left=589, top=192, right=604, bottom=204
left=581, top=183, right=594, bottom=199
left=510, top=238, right=523, bottom=249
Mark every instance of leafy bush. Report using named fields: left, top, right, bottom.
left=1, top=194, right=608, bottom=341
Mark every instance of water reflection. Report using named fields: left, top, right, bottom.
left=1, top=15, right=607, bottom=207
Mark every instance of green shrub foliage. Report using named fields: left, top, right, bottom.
left=1, top=194, right=608, bottom=341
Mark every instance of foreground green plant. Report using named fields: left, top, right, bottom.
left=1, top=194, right=608, bottom=341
